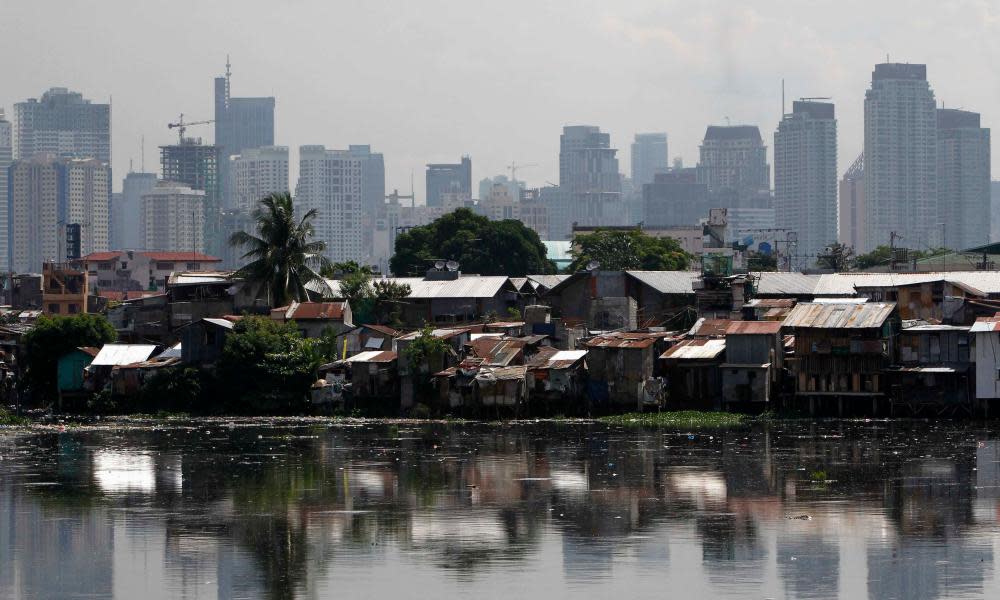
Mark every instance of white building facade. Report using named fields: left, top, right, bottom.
left=141, top=181, right=206, bottom=254
left=296, top=145, right=364, bottom=263
left=229, top=145, right=289, bottom=213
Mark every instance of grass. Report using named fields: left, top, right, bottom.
left=600, top=410, right=746, bottom=428
left=0, top=408, right=30, bottom=426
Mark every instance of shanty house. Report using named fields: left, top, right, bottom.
left=661, top=338, right=727, bottom=409
left=344, top=324, right=400, bottom=354
left=885, top=323, right=973, bottom=415
left=180, top=318, right=235, bottom=365
left=270, top=301, right=353, bottom=338
left=584, top=332, right=670, bottom=410
left=782, top=302, right=898, bottom=414
left=526, top=348, right=587, bottom=405
left=720, top=321, right=784, bottom=406
left=57, top=347, right=99, bottom=395
left=972, top=315, right=1000, bottom=404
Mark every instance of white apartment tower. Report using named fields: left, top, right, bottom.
left=13, top=88, right=111, bottom=163
left=295, top=146, right=364, bottom=262
left=937, top=109, right=990, bottom=250
left=8, top=155, right=110, bottom=273
left=863, top=63, right=938, bottom=252
left=229, top=146, right=289, bottom=213
left=141, top=181, right=206, bottom=253
left=774, top=100, right=838, bottom=267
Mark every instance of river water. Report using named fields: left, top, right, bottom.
left=1, top=419, right=999, bottom=599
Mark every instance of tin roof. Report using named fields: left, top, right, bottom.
left=689, top=318, right=731, bottom=337
left=811, top=272, right=1000, bottom=297
left=661, top=338, right=727, bottom=360
left=526, top=274, right=571, bottom=292
left=744, top=298, right=796, bottom=309
left=279, top=301, right=347, bottom=321
left=203, top=318, right=235, bottom=330
left=725, top=321, right=783, bottom=335
left=527, top=348, right=588, bottom=370
left=782, top=302, right=895, bottom=329
left=397, top=327, right=470, bottom=341
left=77, top=346, right=101, bottom=357
left=971, top=314, right=1000, bottom=332
left=484, top=321, right=525, bottom=329
left=626, top=271, right=700, bottom=295
left=168, top=271, right=235, bottom=286
left=475, top=365, right=527, bottom=381
left=584, top=332, right=666, bottom=349
left=313, top=275, right=511, bottom=299
left=91, top=344, right=158, bottom=367
left=345, top=350, right=397, bottom=363
left=752, top=272, right=821, bottom=296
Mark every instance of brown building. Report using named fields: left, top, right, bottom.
left=42, top=262, right=88, bottom=315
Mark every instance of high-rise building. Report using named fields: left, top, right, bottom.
left=838, top=154, right=866, bottom=251
left=552, top=125, right=623, bottom=238
left=426, top=156, right=471, bottom=207
left=141, top=181, right=206, bottom=254
left=0, top=109, right=12, bottom=271
left=296, top=145, right=364, bottom=262
left=8, top=155, right=110, bottom=273
left=863, top=63, right=938, bottom=253
left=631, top=133, right=669, bottom=187
left=774, top=100, right=838, bottom=267
left=347, top=145, right=385, bottom=218
left=111, top=171, right=157, bottom=250
left=160, top=140, right=220, bottom=256
left=214, top=60, right=275, bottom=208
left=643, top=169, right=709, bottom=228
left=13, top=88, right=111, bottom=162
left=937, top=108, right=990, bottom=250
left=229, top=146, right=289, bottom=214
left=696, top=125, right=770, bottom=204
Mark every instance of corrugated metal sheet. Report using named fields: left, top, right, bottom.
left=661, top=339, right=726, bottom=360
left=203, top=318, right=235, bottom=329
left=782, top=302, right=895, bottom=329
left=752, top=272, right=821, bottom=296
left=475, top=365, right=527, bottom=381
left=92, top=344, right=157, bottom=367
left=626, top=271, right=700, bottom=295
left=971, top=316, right=1000, bottom=332
left=551, top=350, right=587, bottom=362
left=726, top=321, right=783, bottom=335
left=689, top=318, right=731, bottom=337
left=811, top=272, right=1000, bottom=297
left=397, top=327, right=470, bottom=341
left=744, top=298, right=796, bottom=308
left=169, top=272, right=232, bottom=286
left=345, top=351, right=397, bottom=363
left=527, top=274, right=571, bottom=291
left=314, top=276, right=510, bottom=299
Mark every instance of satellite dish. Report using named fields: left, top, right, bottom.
left=446, top=260, right=459, bottom=271
left=586, top=260, right=600, bottom=272
left=434, top=260, right=446, bottom=270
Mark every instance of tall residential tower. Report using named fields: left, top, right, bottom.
left=296, top=146, right=364, bottom=263
left=13, top=88, right=110, bottom=163
left=425, top=157, right=471, bottom=207
left=214, top=60, right=275, bottom=208
left=937, top=108, right=990, bottom=250
left=630, top=133, right=669, bottom=187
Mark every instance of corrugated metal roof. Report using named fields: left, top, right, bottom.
left=397, top=327, right=470, bottom=341
left=626, top=271, right=700, bottom=295
left=526, top=274, right=570, bottom=291
left=92, top=344, right=157, bottom=366
left=475, top=365, right=527, bottom=381
left=782, top=302, right=895, bottom=329
left=689, top=318, right=731, bottom=337
left=203, top=318, right=235, bottom=329
left=810, top=272, right=1000, bottom=297
left=285, top=301, right=347, bottom=320
left=158, top=343, right=183, bottom=358
left=744, top=298, right=796, bottom=309
left=362, top=324, right=400, bottom=337
left=971, top=315, right=1000, bottom=332
left=527, top=347, right=587, bottom=370
left=551, top=350, right=587, bottom=361
left=661, top=338, right=726, bottom=360
left=168, top=272, right=233, bottom=286
left=345, top=351, right=397, bottom=363
left=726, top=321, right=783, bottom=335
left=314, top=276, right=510, bottom=299
left=752, top=272, right=821, bottom=296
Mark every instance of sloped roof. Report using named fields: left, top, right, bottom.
left=782, top=302, right=895, bottom=329
left=281, top=301, right=347, bottom=321
left=313, top=276, right=511, bottom=299
left=77, top=346, right=101, bottom=357
left=363, top=324, right=400, bottom=337
left=344, top=351, right=397, bottom=363
left=971, top=314, right=1000, bottom=333
left=752, top=272, right=821, bottom=296
left=91, top=344, right=157, bottom=367
left=626, top=271, right=700, bottom=295
left=203, top=318, right=235, bottom=330
left=143, top=252, right=221, bottom=262
left=526, top=274, right=571, bottom=292
left=397, top=327, right=470, bottom=341
left=726, top=321, right=783, bottom=335
left=689, top=318, right=731, bottom=337
left=661, top=338, right=726, bottom=360
left=810, top=272, right=1000, bottom=297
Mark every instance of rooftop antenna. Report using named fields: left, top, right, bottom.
left=781, top=78, right=785, bottom=116
left=140, top=134, right=145, bottom=172
left=225, top=55, right=232, bottom=106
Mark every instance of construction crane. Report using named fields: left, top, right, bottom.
left=507, top=161, right=538, bottom=183
left=167, top=113, right=215, bottom=144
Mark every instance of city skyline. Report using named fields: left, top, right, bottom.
left=4, top=2, right=1000, bottom=201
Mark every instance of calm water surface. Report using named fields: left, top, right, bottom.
left=2, top=419, right=1000, bottom=599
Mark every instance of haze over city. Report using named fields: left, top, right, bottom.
left=5, top=0, right=1000, bottom=198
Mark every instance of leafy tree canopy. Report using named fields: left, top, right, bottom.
left=390, top=208, right=556, bottom=277
left=336, top=271, right=412, bottom=327
left=853, top=245, right=949, bottom=271
left=217, top=316, right=320, bottom=414
left=230, top=192, right=330, bottom=307
left=567, top=228, right=691, bottom=272
left=747, top=251, right=778, bottom=272
left=816, top=242, right=855, bottom=272
left=23, top=314, right=117, bottom=401
left=320, top=261, right=373, bottom=279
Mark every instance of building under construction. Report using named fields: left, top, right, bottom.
left=159, top=140, right=221, bottom=257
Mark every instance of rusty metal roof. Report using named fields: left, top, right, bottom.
left=661, top=338, right=726, bottom=360
left=689, top=318, right=731, bottom=337
left=281, top=301, right=347, bottom=321
left=475, top=365, right=527, bottom=381
left=971, top=315, right=1000, bottom=332
left=584, top=331, right=671, bottom=349
left=744, top=298, right=796, bottom=309
left=344, top=350, right=397, bottom=363
left=527, top=348, right=587, bottom=370
left=725, top=321, right=783, bottom=335
left=397, top=327, right=470, bottom=341
left=782, top=302, right=896, bottom=329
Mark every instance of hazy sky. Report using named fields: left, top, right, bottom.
left=3, top=0, right=1000, bottom=200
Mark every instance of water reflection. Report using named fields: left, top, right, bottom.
left=1, top=421, right=1000, bottom=598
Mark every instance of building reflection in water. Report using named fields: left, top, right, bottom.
left=0, top=422, right=999, bottom=598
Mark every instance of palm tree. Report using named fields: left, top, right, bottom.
left=229, top=192, right=330, bottom=307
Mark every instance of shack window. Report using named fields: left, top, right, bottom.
left=48, top=303, right=60, bottom=314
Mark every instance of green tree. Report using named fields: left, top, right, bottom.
left=229, top=192, right=330, bottom=308
left=816, top=242, right=855, bottom=272
left=390, top=208, right=555, bottom=276
left=567, top=228, right=691, bottom=272
left=854, top=245, right=949, bottom=271
left=320, top=260, right=373, bottom=279
left=23, top=314, right=117, bottom=402
left=336, top=271, right=411, bottom=326
left=217, top=316, right=320, bottom=414
left=747, top=251, right=778, bottom=272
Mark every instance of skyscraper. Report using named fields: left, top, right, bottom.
left=0, top=109, right=12, bottom=271
left=551, top=125, right=623, bottom=238
left=214, top=60, right=275, bottom=208
left=426, top=156, right=471, bottom=207
left=141, top=181, right=206, bottom=254
left=838, top=154, right=866, bottom=251
left=160, top=141, right=220, bottom=256
left=229, top=146, right=289, bottom=213
left=296, top=145, right=364, bottom=262
left=8, top=155, right=110, bottom=272
left=643, top=169, right=708, bottom=228
left=348, top=145, right=386, bottom=219
left=112, top=171, right=157, bottom=250
left=13, top=88, right=111, bottom=162
left=863, top=63, right=938, bottom=253
left=774, top=100, right=838, bottom=266
left=696, top=125, right=770, bottom=204
left=937, top=108, right=990, bottom=250
left=630, top=133, right=669, bottom=187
